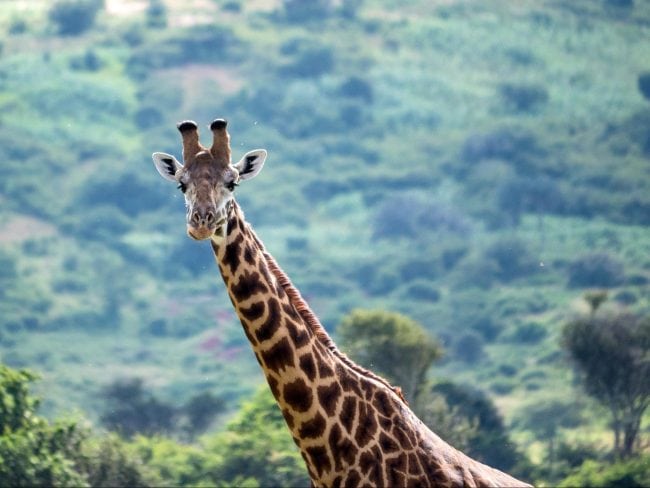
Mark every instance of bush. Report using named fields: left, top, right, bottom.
left=638, top=72, right=650, bottom=101
left=567, top=252, right=625, bottom=288
left=509, top=322, right=547, bottom=344
left=461, top=128, right=545, bottom=166
left=431, top=382, right=523, bottom=471
left=374, top=194, right=471, bottom=240
left=337, top=309, right=443, bottom=401
left=280, top=0, right=331, bottom=22
left=280, top=45, right=335, bottom=78
left=498, top=82, right=549, bottom=112
left=339, top=76, right=374, bottom=103
left=560, top=456, right=650, bottom=488
left=48, top=0, right=104, bottom=36
left=100, top=378, right=176, bottom=438
left=453, top=332, right=485, bottom=364
left=146, top=0, right=167, bottom=28
left=404, top=280, right=441, bottom=302
left=483, top=237, right=537, bottom=282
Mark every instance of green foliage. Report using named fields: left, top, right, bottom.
left=559, top=455, right=650, bottom=488
left=428, top=382, right=525, bottom=473
left=562, top=311, right=650, bottom=457
left=76, top=434, right=161, bottom=487
left=48, top=0, right=104, bottom=36
left=498, top=82, right=549, bottom=113
left=100, top=378, right=176, bottom=438
left=638, top=72, right=650, bottom=101
left=279, top=0, right=332, bottom=23
left=337, top=309, right=442, bottom=401
left=146, top=0, right=167, bottom=29
left=206, top=387, right=308, bottom=487
left=567, top=252, right=625, bottom=288
left=0, top=365, right=86, bottom=486
left=128, top=435, right=213, bottom=486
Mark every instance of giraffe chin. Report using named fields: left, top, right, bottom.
left=187, top=224, right=227, bottom=241
left=187, top=226, right=216, bottom=241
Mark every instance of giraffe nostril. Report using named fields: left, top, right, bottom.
left=206, top=211, right=216, bottom=225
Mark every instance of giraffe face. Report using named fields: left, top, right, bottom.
left=152, top=119, right=266, bottom=242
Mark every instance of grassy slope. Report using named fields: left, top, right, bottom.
left=0, top=0, right=648, bottom=459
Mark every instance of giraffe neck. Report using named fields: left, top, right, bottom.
left=209, top=201, right=530, bottom=488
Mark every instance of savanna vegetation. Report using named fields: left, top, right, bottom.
left=0, top=0, right=649, bottom=486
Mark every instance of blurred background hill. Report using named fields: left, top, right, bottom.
left=0, top=0, right=649, bottom=485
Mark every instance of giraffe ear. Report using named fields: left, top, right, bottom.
left=234, top=149, right=266, bottom=181
left=152, top=152, right=182, bottom=182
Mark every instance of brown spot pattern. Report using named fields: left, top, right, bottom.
left=328, top=424, right=358, bottom=471
left=299, top=353, right=317, bottom=382
left=340, top=396, right=357, bottom=433
left=223, top=232, right=243, bottom=273
left=355, top=402, right=378, bottom=448
left=254, top=297, right=281, bottom=342
left=283, top=378, right=313, bottom=412
left=260, top=337, right=295, bottom=372
left=317, top=382, right=342, bottom=417
left=239, top=301, right=265, bottom=322
left=230, top=270, right=269, bottom=301
left=299, top=412, right=327, bottom=439
left=286, top=319, right=311, bottom=348
left=305, top=445, right=331, bottom=478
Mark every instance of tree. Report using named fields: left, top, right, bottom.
left=559, top=455, right=650, bottom=488
left=515, top=400, right=584, bottom=481
left=429, top=382, right=524, bottom=473
left=561, top=310, right=650, bottom=457
left=638, top=72, right=650, bottom=102
left=336, top=309, right=443, bottom=402
left=181, top=391, right=225, bottom=440
left=567, top=252, right=625, bottom=288
left=48, top=0, right=104, bottom=36
left=100, top=378, right=176, bottom=438
left=206, top=387, right=309, bottom=487
left=0, top=364, right=87, bottom=486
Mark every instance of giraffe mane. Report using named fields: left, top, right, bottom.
left=251, top=231, right=409, bottom=406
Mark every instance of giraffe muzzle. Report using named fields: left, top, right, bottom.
left=187, top=216, right=227, bottom=241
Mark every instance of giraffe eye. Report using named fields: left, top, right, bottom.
left=177, top=182, right=187, bottom=193
left=226, top=181, right=238, bottom=192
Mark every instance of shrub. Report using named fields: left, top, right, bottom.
left=280, top=0, right=331, bottom=23
left=100, top=378, right=176, bottom=438
left=48, top=0, right=104, bottom=36
left=146, top=0, right=167, bottom=28
left=404, top=280, right=441, bottom=302
left=337, top=309, right=442, bottom=401
left=280, top=45, right=335, bottom=78
left=567, top=252, right=625, bottom=288
left=638, top=72, right=650, bottom=101
left=498, top=82, right=549, bottom=112
left=483, top=237, right=537, bottom=282
left=454, top=332, right=485, bottom=364
left=559, top=456, right=650, bottom=488
left=339, top=76, right=374, bottom=103
left=509, top=322, right=547, bottom=344
left=430, top=382, right=524, bottom=471
left=374, top=194, right=471, bottom=240
left=69, top=49, right=102, bottom=71
left=603, top=0, right=635, bottom=9
left=9, top=18, right=28, bottom=34
left=496, top=175, right=566, bottom=225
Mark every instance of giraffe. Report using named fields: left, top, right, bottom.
left=152, top=119, right=532, bottom=488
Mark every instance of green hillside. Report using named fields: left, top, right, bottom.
left=0, top=0, right=649, bottom=484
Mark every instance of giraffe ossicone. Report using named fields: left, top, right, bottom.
left=151, top=119, right=532, bottom=488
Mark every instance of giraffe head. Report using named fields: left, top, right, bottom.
left=152, top=119, right=266, bottom=241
